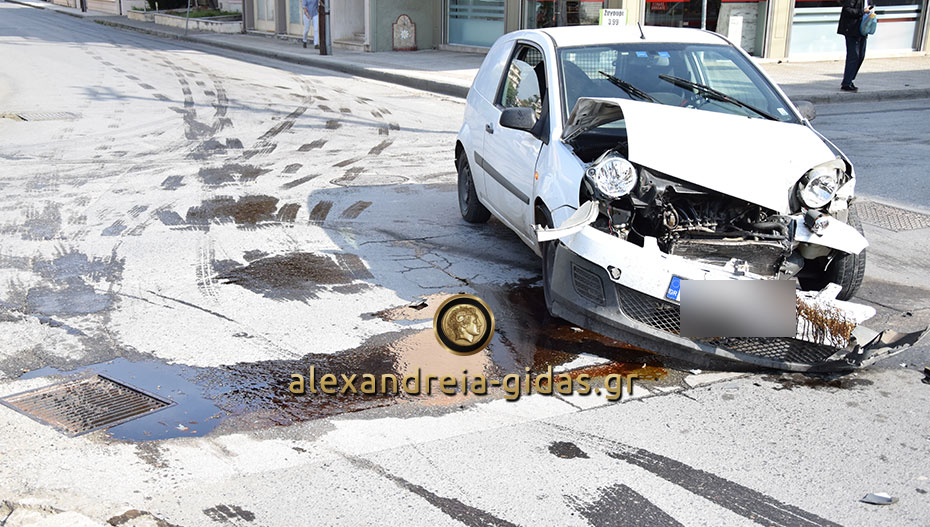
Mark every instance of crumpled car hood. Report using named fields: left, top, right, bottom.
left=563, top=97, right=838, bottom=213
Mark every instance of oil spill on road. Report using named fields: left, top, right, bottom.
left=548, top=441, right=589, bottom=459
left=7, top=284, right=668, bottom=440
left=479, top=282, right=666, bottom=378
left=196, top=164, right=271, bottom=187
left=186, top=195, right=279, bottom=225
left=198, top=339, right=400, bottom=427
left=216, top=251, right=368, bottom=301
left=155, top=196, right=302, bottom=229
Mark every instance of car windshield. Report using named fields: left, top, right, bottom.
left=558, top=43, right=798, bottom=124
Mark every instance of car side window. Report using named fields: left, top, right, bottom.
left=498, top=44, right=547, bottom=119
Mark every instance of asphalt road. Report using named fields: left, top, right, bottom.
left=813, top=99, right=930, bottom=212
left=0, top=4, right=928, bottom=526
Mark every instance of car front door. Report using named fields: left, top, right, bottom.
left=477, top=42, right=547, bottom=237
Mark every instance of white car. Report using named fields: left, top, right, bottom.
left=454, top=25, right=899, bottom=371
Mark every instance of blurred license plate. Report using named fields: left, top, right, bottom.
left=680, top=280, right=795, bottom=338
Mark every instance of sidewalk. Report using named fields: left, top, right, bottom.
left=9, top=0, right=930, bottom=103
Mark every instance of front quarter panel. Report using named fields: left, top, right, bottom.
left=535, top=140, right=585, bottom=228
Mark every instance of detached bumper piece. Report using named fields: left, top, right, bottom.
left=550, top=244, right=924, bottom=372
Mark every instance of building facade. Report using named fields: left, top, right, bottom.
left=242, top=0, right=929, bottom=58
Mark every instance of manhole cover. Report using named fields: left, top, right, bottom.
left=0, top=111, right=79, bottom=121
left=0, top=375, right=173, bottom=437
left=854, top=201, right=930, bottom=232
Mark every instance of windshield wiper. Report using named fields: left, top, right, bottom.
left=598, top=71, right=657, bottom=103
left=658, top=74, right=778, bottom=121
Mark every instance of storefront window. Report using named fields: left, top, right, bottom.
left=449, top=0, right=506, bottom=47
left=790, top=0, right=922, bottom=55
left=523, top=0, right=605, bottom=29
left=644, top=0, right=768, bottom=56
left=256, top=0, right=274, bottom=21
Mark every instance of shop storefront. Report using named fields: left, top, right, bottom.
left=522, top=0, right=605, bottom=28
left=448, top=0, right=507, bottom=47
left=643, top=0, right=769, bottom=55
left=790, top=0, right=925, bottom=55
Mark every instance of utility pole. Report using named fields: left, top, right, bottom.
left=319, top=0, right=333, bottom=55
left=185, top=0, right=191, bottom=35
left=701, top=0, right=707, bottom=30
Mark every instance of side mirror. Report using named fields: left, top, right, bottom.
left=499, top=107, right=538, bottom=133
left=795, top=100, right=816, bottom=122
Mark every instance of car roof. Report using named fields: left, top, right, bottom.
left=533, top=25, right=729, bottom=48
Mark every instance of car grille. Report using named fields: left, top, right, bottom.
left=571, top=263, right=605, bottom=306
left=615, top=285, right=840, bottom=365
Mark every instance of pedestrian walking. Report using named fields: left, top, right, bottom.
left=837, top=0, right=874, bottom=91
left=302, top=0, right=320, bottom=49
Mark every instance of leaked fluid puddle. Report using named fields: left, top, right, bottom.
left=15, top=284, right=669, bottom=440
left=22, top=358, right=224, bottom=441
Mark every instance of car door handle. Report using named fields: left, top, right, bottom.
left=485, top=124, right=494, bottom=134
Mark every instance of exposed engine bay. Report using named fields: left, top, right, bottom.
left=577, top=147, right=805, bottom=279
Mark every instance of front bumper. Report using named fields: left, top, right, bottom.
left=548, top=240, right=909, bottom=372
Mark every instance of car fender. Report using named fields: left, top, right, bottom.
left=533, top=140, right=585, bottom=228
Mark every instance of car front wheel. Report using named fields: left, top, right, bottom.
left=457, top=155, right=491, bottom=224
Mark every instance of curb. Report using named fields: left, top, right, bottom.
left=787, top=88, right=930, bottom=104
left=9, top=0, right=927, bottom=104
left=94, top=19, right=471, bottom=99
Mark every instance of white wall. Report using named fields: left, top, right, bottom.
left=332, top=0, right=365, bottom=40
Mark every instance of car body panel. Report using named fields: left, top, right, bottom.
left=564, top=97, right=838, bottom=213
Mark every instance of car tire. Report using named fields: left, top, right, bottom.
left=457, top=155, right=491, bottom=224
left=537, top=203, right=558, bottom=317
left=800, top=206, right=866, bottom=301
left=542, top=239, right=557, bottom=316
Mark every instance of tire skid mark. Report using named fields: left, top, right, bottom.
left=368, top=139, right=393, bottom=156
left=298, top=139, right=327, bottom=152
left=243, top=105, right=308, bottom=159
left=308, top=201, right=333, bottom=222
left=281, top=174, right=318, bottom=190
left=275, top=203, right=301, bottom=223
left=547, top=424, right=844, bottom=527
left=331, top=167, right=365, bottom=186
left=334, top=253, right=373, bottom=280
left=565, top=484, right=683, bottom=527
left=196, top=241, right=221, bottom=302
left=339, top=200, right=371, bottom=219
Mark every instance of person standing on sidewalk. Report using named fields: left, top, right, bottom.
left=302, top=0, right=320, bottom=49
left=837, top=0, right=873, bottom=91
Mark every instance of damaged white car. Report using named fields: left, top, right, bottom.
left=455, top=25, right=922, bottom=371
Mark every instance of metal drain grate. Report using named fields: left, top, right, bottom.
left=0, top=111, right=79, bottom=122
left=855, top=201, right=930, bottom=232
left=1, top=375, right=172, bottom=437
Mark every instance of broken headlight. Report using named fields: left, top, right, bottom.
left=797, top=165, right=839, bottom=209
left=586, top=153, right=637, bottom=199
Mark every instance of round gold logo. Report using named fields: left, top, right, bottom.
left=433, top=294, right=495, bottom=355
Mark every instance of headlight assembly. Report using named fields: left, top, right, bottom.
left=586, top=153, right=637, bottom=199
left=798, top=165, right=839, bottom=209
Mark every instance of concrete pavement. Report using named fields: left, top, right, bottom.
left=6, top=0, right=930, bottom=103
left=1, top=4, right=929, bottom=526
